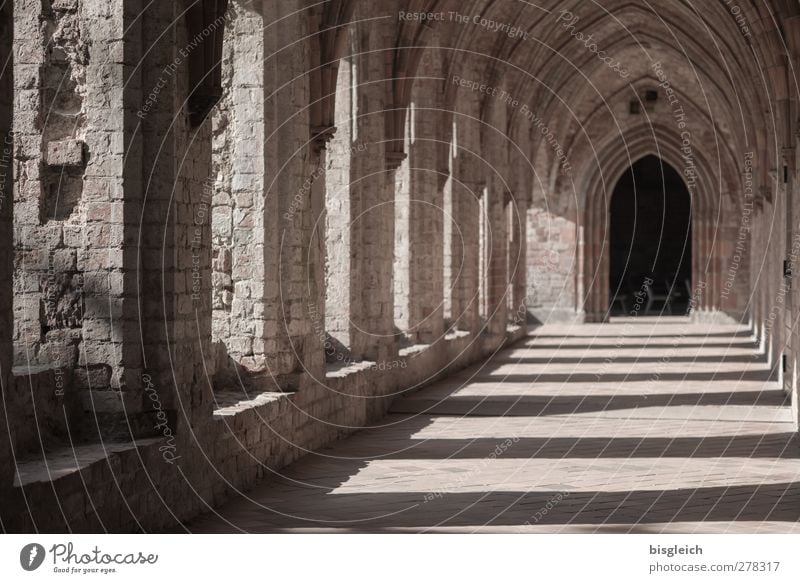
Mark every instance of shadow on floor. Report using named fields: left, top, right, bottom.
left=187, top=482, right=800, bottom=532
left=390, top=390, right=788, bottom=416
left=182, top=325, right=797, bottom=534
left=314, top=433, right=800, bottom=460
left=491, top=355, right=763, bottom=365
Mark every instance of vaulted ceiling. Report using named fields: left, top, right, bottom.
left=363, top=0, right=800, bottom=208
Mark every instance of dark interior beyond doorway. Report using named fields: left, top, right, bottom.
left=609, top=155, right=692, bottom=316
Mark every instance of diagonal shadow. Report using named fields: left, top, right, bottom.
left=529, top=330, right=753, bottom=339
left=491, top=355, right=763, bottom=364
left=182, top=325, right=795, bottom=534
left=478, top=371, right=774, bottom=383
left=324, top=434, right=800, bottom=460
left=187, top=482, right=800, bottom=532
left=522, top=341, right=758, bottom=350
left=390, top=390, right=788, bottom=417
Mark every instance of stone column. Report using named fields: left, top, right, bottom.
left=211, top=3, right=271, bottom=380
left=323, top=38, right=356, bottom=356
left=450, top=73, right=483, bottom=334
left=394, top=118, right=412, bottom=338
left=267, top=0, right=318, bottom=383
left=785, top=11, right=800, bottom=420
left=348, top=12, right=395, bottom=363
left=404, top=49, right=446, bottom=345
left=137, top=1, right=221, bottom=437
left=80, top=0, right=146, bottom=420
left=780, top=14, right=800, bottom=403
left=793, top=143, right=800, bottom=420
left=508, top=127, right=532, bottom=326
left=484, top=98, right=510, bottom=339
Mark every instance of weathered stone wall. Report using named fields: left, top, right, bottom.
left=8, top=0, right=142, bottom=452
left=526, top=207, right=579, bottom=323
left=211, top=3, right=267, bottom=376
left=13, top=0, right=87, bottom=370
left=1, top=323, right=525, bottom=532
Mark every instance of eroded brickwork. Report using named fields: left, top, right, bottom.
left=526, top=207, right=578, bottom=323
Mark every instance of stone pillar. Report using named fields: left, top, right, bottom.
left=767, top=191, right=785, bottom=369
left=529, top=150, right=580, bottom=323
left=211, top=3, right=271, bottom=379
left=793, top=144, right=800, bottom=421
left=693, top=212, right=711, bottom=318
left=307, top=142, right=328, bottom=372
left=443, top=135, right=455, bottom=327
left=137, top=1, right=220, bottom=437
left=754, top=195, right=771, bottom=352
left=486, top=186, right=509, bottom=336
left=349, top=12, right=395, bottom=363
left=780, top=15, right=800, bottom=403
left=508, top=127, right=532, bottom=326
left=506, top=192, right=520, bottom=319
left=394, top=116, right=412, bottom=338
left=80, top=0, right=146, bottom=418
left=753, top=197, right=767, bottom=346
left=405, top=50, right=446, bottom=345
left=755, top=191, right=783, bottom=362
left=450, top=77, right=483, bottom=334
left=785, top=11, right=800, bottom=421
left=267, top=0, right=319, bottom=382
left=323, top=36, right=356, bottom=356
left=484, top=98, right=509, bottom=339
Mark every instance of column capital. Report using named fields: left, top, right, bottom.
left=386, top=150, right=406, bottom=171
left=311, top=124, right=337, bottom=154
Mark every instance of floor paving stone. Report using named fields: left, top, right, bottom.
left=187, top=320, right=800, bottom=533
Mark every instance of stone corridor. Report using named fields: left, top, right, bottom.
left=188, top=319, right=800, bottom=533
left=2, top=0, right=800, bottom=534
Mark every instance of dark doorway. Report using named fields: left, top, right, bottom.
left=609, top=156, right=692, bottom=316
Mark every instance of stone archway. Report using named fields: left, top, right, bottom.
left=608, top=155, right=693, bottom=316
left=581, top=128, right=725, bottom=323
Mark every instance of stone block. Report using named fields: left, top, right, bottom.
left=80, top=388, right=142, bottom=414
left=73, top=364, right=112, bottom=390
left=45, top=140, right=84, bottom=167
left=52, top=0, right=78, bottom=11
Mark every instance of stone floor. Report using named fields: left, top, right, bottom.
left=186, top=317, right=800, bottom=533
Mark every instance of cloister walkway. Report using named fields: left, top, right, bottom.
left=188, top=318, right=800, bottom=533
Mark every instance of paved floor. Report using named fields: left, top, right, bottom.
left=187, top=318, right=800, bottom=533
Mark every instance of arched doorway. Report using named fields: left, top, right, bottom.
left=609, top=156, right=692, bottom=316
